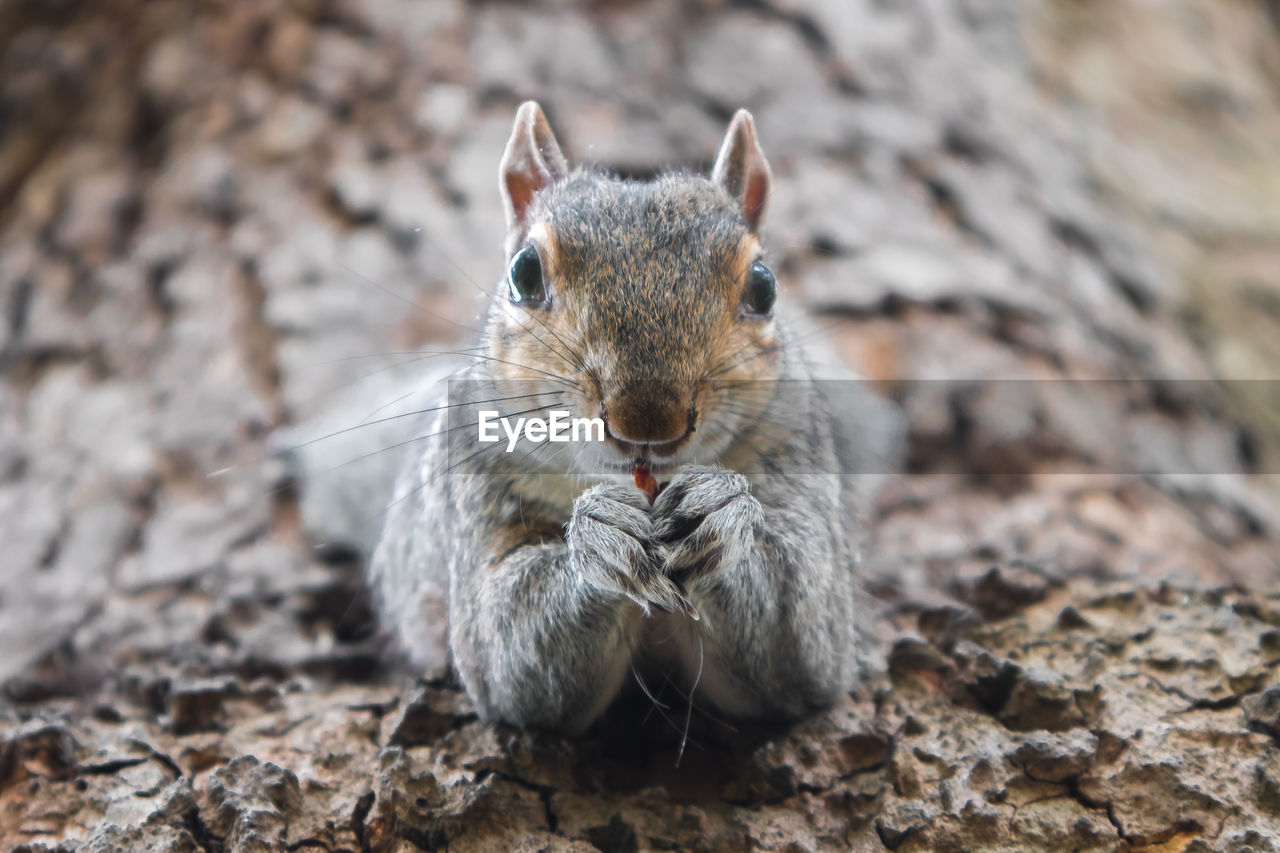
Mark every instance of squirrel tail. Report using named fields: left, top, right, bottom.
left=268, top=359, right=464, bottom=556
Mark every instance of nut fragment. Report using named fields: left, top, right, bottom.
left=633, top=464, right=660, bottom=505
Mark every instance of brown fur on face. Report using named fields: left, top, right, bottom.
left=487, top=171, right=780, bottom=456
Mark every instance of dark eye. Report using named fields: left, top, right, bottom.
left=507, top=245, right=547, bottom=307
left=742, top=261, right=776, bottom=317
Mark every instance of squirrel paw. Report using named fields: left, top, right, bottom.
left=652, top=465, right=762, bottom=584
left=566, top=483, right=688, bottom=615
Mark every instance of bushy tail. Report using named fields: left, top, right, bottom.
left=269, top=360, right=463, bottom=556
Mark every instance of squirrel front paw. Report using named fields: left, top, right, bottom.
left=566, top=483, right=686, bottom=614
left=652, top=465, right=763, bottom=585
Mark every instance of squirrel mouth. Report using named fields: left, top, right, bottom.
left=599, top=402, right=698, bottom=467
left=607, top=432, right=690, bottom=464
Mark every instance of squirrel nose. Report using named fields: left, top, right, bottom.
left=601, top=381, right=696, bottom=449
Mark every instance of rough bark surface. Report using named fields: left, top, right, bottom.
left=1, top=1, right=1279, bottom=851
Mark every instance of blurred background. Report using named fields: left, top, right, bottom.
left=2, top=0, right=1279, bottom=707
left=4, top=1, right=1280, bottom=848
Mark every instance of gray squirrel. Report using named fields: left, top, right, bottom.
left=288, top=102, right=902, bottom=732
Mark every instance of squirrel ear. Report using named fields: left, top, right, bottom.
left=711, top=109, right=772, bottom=233
left=499, top=101, right=569, bottom=246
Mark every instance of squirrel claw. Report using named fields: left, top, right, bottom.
left=640, top=578, right=699, bottom=621
left=651, top=595, right=700, bottom=622
left=671, top=581, right=700, bottom=621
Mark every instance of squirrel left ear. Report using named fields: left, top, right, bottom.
left=711, top=109, right=772, bottom=233
left=499, top=101, right=569, bottom=251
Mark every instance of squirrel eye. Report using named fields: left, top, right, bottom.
left=742, top=261, right=777, bottom=317
left=507, top=245, right=547, bottom=307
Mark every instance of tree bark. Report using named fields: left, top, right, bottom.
left=2, top=1, right=1279, bottom=850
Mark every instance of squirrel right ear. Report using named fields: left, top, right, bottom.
left=499, top=101, right=569, bottom=248
left=711, top=110, right=772, bottom=233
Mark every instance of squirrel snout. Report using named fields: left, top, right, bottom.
left=601, top=381, right=697, bottom=457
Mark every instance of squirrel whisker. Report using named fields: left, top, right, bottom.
left=356, top=403, right=572, bottom=537
left=339, top=262, right=489, bottom=340
left=279, top=391, right=566, bottom=453
left=300, top=402, right=561, bottom=489
left=316, top=346, right=488, bottom=366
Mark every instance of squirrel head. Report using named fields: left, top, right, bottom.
left=488, top=101, right=782, bottom=473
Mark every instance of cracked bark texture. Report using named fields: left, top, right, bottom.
left=2, top=0, right=1279, bottom=850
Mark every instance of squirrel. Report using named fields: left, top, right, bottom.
left=302, top=101, right=902, bottom=733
